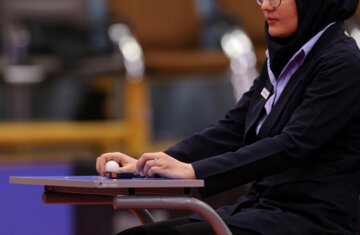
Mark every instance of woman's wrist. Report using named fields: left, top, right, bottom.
left=185, top=163, right=196, bottom=179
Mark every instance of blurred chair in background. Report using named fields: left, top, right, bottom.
left=107, top=0, right=230, bottom=75
left=218, top=0, right=267, bottom=66
left=106, top=0, right=258, bottom=141
left=0, top=0, right=150, bottom=158
left=1, top=0, right=107, bottom=120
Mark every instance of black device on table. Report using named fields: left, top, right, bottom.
left=106, top=171, right=144, bottom=179
left=106, top=171, right=164, bottom=179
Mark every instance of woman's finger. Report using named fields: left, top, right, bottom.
left=99, top=153, right=114, bottom=176
left=143, top=160, right=157, bottom=177
left=96, top=152, right=123, bottom=176
left=96, top=157, right=101, bottom=174
left=147, top=166, right=162, bottom=178
left=96, top=155, right=108, bottom=176
left=136, top=153, right=157, bottom=174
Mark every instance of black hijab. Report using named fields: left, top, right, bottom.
left=266, top=0, right=359, bottom=77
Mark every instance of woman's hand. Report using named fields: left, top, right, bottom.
left=96, top=152, right=138, bottom=176
left=136, top=152, right=196, bottom=179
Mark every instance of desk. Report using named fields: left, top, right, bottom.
left=9, top=176, right=232, bottom=235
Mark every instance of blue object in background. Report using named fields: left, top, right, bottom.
left=87, top=0, right=108, bottom=53
left=0, top=162, right=73, bottom=235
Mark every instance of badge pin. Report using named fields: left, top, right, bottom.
left=261, top=87, right=270, bottom=99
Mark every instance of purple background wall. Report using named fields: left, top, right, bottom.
left=0, top=162, right=73, bottom=235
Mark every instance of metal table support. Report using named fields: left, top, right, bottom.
left=114, top=196, right=232, bottom=235
left=128, top=209, right=156, bottom=224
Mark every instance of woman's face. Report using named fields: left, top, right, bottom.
left=261, top=0, right=298, bottom=38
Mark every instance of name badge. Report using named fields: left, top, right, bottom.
left=261, top=87, right=270, bottom=100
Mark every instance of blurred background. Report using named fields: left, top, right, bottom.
left=1, top=0, right=359, bottom=234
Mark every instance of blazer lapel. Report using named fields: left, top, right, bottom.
left=244, top=77, right=273, bottom=140
left=257, top=67, right=305, bottom=138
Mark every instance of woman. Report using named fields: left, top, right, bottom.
left=96, top=0, right=360, bottom=234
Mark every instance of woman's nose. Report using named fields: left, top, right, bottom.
left=261, top=0, right=275, bottom=10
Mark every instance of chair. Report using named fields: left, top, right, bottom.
left=107, top=0, right=231, bottom=75
left=106, top=0, right=262, bottom=137
left=218, top=0, right=267, bottom=66
left=0, top=0, right=150, bottom=157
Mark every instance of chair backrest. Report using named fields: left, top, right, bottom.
left=218, top=0, right=267, bottom=65
left=2, top=0, right=88, bottom=29
left=107, top=0, right=201, bottom=50
left=1, top=0, right=111, bottom=62
left=218, top=0, right=265, bottom=44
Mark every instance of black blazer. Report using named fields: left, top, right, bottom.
left=165, top=22, right=360, bottom=235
